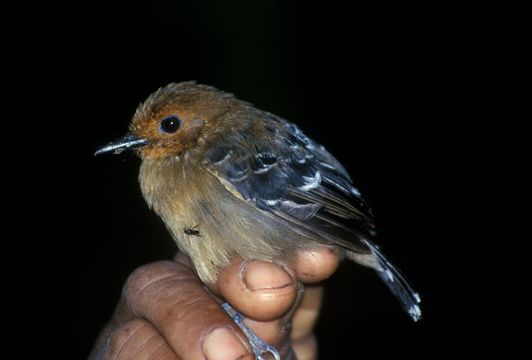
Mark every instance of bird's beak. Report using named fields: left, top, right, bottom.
left=94, top=132, right=148, bottom=156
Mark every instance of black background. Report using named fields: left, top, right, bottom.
left=30, top=1, right=464, bottom=358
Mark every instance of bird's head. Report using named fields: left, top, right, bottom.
left=95, top=82, right=237, bottom=159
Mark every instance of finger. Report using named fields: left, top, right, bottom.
left=294, top=247, right=341, bottom=283
left=104, top=319, right=180, bottom=360
left=124, top=261, right=253, bottom=360
left=216, top=258, right=298, bottom=321
left=292, top=334, right=318, bottom=360
left=216, top=258, right=300, bottom=353
left=289, top=246, right=335, bottom=357
left=291, top=286, right=323, bottom=341
left=215, top=247, right=336, bottom=349
left=290, top=286, right=323, bottom=360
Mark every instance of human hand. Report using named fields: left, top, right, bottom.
left=89, top=248, right=340, bottom=360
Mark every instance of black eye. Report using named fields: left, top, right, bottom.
left=160, top=115, right=181, bottom=133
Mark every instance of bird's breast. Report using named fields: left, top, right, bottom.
left=138, top=156, right=303, bottom=284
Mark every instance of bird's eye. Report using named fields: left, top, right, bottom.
left=160, top=115, right=181, bottom=133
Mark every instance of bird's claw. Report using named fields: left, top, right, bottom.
left=222, top=303, right=281, bottom=360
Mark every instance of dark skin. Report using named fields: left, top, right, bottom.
left=89, top=247, right=340, bottom=360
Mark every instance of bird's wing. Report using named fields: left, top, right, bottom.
left=203, top=114, right=375, bottom=253
left=204, top=115, right=422, bottom=321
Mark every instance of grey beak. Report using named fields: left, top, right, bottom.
left=94, top=132, right=148, bottom=156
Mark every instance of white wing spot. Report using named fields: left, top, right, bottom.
left=409, top=304, right=422, bottom=321
left=253, top=163, right=275, bottom=174
left=414, top=292, right=421, bottom=303
left=384, top=269, right=394, bottom=282
left=351, top=187, right=361, bottom=196
left=299, top=171, right=322, bottom=191
left=213, top=153, right=231, bottom=165
left=322, top=176, right=353, bottom=195
left=320, top=162, right=335, bottom=170
left=229, top=173, right=248, bottom=182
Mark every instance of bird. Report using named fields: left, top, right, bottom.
left=95, top=81, right=421, bottom=358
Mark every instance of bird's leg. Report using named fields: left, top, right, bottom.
left=222, top=303, right=280, bottom=360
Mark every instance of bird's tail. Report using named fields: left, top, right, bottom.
left=351, top=240, right=422, bottom=321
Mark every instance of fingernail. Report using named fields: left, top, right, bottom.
left=242, top=261, right=294, bottom=291
left=202, top=327, right=249, bottom=360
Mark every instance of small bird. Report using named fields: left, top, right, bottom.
left=96, top=81, right=421, bottom=358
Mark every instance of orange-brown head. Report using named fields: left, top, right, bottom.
left=95, top=81, right=239, bottom=158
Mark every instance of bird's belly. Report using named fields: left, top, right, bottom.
left=175, top=191, right=311, bottom=283
left=140, top=159, right=310, bottom=284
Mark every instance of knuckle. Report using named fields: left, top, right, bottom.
left=124, top=261, right=178, bottom=296
left=122, top=260, right=195, bottom=312
left=105, top=319, right=151, bottom=359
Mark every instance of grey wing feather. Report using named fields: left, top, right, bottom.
left=204, top=114, right=375, bottom=254
left=204, top=113, right=422, bottom=321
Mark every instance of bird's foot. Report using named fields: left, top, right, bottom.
left=222, top=303, right=280, bottom=360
